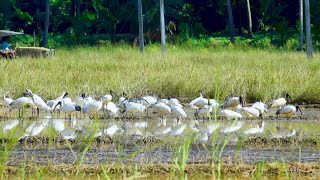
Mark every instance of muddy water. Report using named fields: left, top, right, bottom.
left=0, top=105, right=320, bottom=167
left=6, top=143, right=319, bottom=166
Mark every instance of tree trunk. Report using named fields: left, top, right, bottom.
left=71, top=0, right=81, bottom=17
left=41, top=0, right=50, bottom=47
left=226, top=0, right=235, bottom=43
left=137, top=0, right=144, bottom=53
left=72, top=0, right=76, bottom=17
left=299, top=0, right=304, bottom=50
left=304, top=0, right=313, bottom=58
left=76, top=0, right=81, bottom=18
left=246, top=0, right=252, bottom=36
left=160, top=0, right=166, bottom=55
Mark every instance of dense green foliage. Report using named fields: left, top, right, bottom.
left=1, top=0, right=320, bottom=49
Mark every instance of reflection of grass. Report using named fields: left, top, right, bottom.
left=0, top=124, right=19, bottom=178
left=173, top=135, right=196, bottom=177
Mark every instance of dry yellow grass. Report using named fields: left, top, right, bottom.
left=0, top=44, right=319, bottom=103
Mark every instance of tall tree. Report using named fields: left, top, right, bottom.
left=299, top=0, right=304, bottom=50
left=71, top=0, right=81, bottom=18
left=137, top=0, right=144, bottom=53
left=160, top=0, right=166, bottom=55
left=304, top=0, right=313, bottom=58
left=226, top=0, right=235, bottom=43
left=41, top=0, right=50, bottom=47
left=246, top=0, right=252, bottom=36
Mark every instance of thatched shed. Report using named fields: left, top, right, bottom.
left=15, top=47, right=51, bottom=58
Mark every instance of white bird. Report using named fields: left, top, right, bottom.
left=121, top=99, right=146, bottom=118
left=269, top=93, right=290, bottom=109
left=194, top=104, right=212, bottom=120
left=1, top=95, right=13, bottom=118
left=167, top=96, right=183, bottom=107
left=73, top=93, right=86, bottom=108
left=276, top=105, right=302, bottom=119
left=189, top=92, right=208, bottom=109
left=46, top=92, right=66, bottom=109
left=220, top=109, right=243, bottom=120
left=9, top=96, right=34, bottom=118
left=160, top=98, right=169, bottom=104
left=104, top=101, right=120, bottom=117
left=3, top=119, right=19, bottom=133
left=171, top=105, right=187, bottom=122
left=209, top=99, right=220, bottom=110
left=142, top=95, right=158, bottom=107
left=26, top=89, right=51, bottom=117
left=2, top=95, right=13, bottom=107
left=221, top=121, right=243, bottom=133
left=82, top=98, right=103, bottom=118
left=118, top=96, right=126, bottom=107
left=102, top=90, right=116, bottom=106
left=54, top=93, right=81, bottom=120
left=151, top=101, right=171, bottom=119
left=252, top=101, right=268, bottom=116
left=243, top=121, right=265, bottom=134
left=241, top=107, right=260, bottom=119
left=222, top=96, right=243, bottom=110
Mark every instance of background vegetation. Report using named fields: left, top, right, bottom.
left=0, top=45, right=319, bottom=103
left=1, top=0, right=320, bottom=50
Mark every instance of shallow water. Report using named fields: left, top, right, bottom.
left=0, top=105, right=320, bottom=179
left=0, top=119, right=319, bottom=165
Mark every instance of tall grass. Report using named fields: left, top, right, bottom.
left=0, top=45, right=319, bottom=103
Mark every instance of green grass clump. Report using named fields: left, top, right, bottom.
left=0, top=45, right=319, bottom=103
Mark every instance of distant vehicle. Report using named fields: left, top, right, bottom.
left=0, top=30, right=54, bottom=59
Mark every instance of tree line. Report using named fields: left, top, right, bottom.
left=0, top=0, right=319, bottom=51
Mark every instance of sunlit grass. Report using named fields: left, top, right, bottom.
left=0, top=44, right=320, bottom=178
left=0, top=44, right=319, bottom=103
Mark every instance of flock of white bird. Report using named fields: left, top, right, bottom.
left=1, top=90, right=302, bottom=121
left=0, top=90, right=301, bottom=142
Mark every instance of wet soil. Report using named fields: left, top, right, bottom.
left=0, top=105, right=320, bottom=176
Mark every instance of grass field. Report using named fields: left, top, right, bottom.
left=0, top=44, right=319, bottom=104
left=1, top=43, right=320, bottom=178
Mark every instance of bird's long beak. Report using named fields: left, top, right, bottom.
left=142, top=98, right=149, bottom=105
left=239, top=96, right=244, bottom=106
left=53, top=101, right=62, bottom=112
left=110, top=90, right=119, bottom=99
left=297, top=105, right=302, bottom=115
left=63, top=92, right=69, bottom=99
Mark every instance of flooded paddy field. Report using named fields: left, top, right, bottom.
left=0, top=105, right=320, bottom=178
